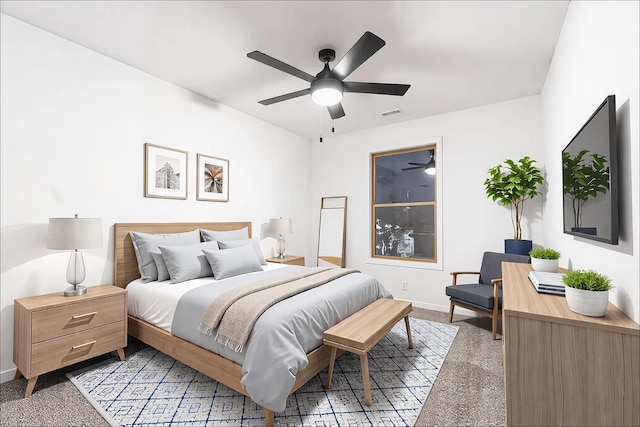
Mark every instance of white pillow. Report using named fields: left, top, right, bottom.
left=130, top=230, right=200, bottom=282
left=217, top=238, right=267, bottom=265
left=203, top=245, right=263, bottom=280
left=200, top=227, right=249, bottom=242
left=159, top=241, right=220, bottom=284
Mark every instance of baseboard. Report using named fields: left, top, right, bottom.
left=1, top=368, right=17, bottom=384
left=411, top=300, right=480, bottom=318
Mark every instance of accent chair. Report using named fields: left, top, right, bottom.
left=445, top=251, right=530, bottom=340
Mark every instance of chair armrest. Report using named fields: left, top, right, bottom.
left=450, top=271, right=480, bottom=285
left=492, top=278, right=502, bottom=302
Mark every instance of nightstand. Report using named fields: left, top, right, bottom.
left=13, top=285, right=127, bottom=397
left=267, top=255, right=305, bottom=266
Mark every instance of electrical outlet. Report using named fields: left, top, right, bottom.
left=402, top=280, right=408, bottom=290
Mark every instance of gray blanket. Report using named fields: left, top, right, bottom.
left=199, top=267, right=359, bottom=352
left=171, top=265, right=392, bottom=412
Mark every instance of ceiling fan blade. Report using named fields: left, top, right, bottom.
left=343, top=82, right=410, bottom=96
left=332, top=31, right=385, bottom=80
left=247, top=51, right=315, bottom=83
left=327, top=103, right=345, bottom=119
left=258, top=88, right=310, bottom=105
left=407, top=162, right=428, bottom=166
left=401, top=166, right=426, bottom=171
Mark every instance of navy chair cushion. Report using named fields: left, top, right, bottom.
left=446, top=283, right=500, bottom=310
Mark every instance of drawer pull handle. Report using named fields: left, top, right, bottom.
left=72, top=311, right=97, bottom=319
left=72, top=340, right=96, bottom=350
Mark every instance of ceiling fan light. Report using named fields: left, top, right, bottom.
left=311, top=87, right=342, bottom=106
left=310, top=78, right=343, bottom=106
left=425, top=158, right=436, bottom=175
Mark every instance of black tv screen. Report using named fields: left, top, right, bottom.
left=562, top=95, right=618, bottom=244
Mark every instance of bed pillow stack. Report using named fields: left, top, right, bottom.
left=130, top=230, right=200, bottom=282
left=130, top=227, right=269, bottom=284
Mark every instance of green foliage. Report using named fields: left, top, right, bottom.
left=484, top=156, right=544, bottom=240
left=562, top=269, right=613, bottom=291
left=562, top=150, right=610, bottom=228
left=529, top=248, right=561, bottom=259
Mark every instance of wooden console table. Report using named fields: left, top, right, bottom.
left=502, top=262, right=639, bottom=426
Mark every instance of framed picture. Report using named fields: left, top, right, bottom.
left=144, top=143, right=188, bottom=199
left=197, top=153, right=229, bottom=202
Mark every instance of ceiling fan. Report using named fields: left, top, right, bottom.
left=402, top=149, right=436, bottom=175
left=247, top=31, right=410, bottom=119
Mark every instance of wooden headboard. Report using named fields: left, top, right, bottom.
left=113, top=222, right=252, bottom=288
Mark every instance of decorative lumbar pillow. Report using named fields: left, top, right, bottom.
left=151, top=252, right=170, bottom=282
left=130, top=230, right=200, bottom=282
left=217, top=238, right=267, bottom=265
left=159, top=241, right=220, bottom=284
left=203, top=245, right=263, bottom=280
left=200, top=227, right=249, bottom=242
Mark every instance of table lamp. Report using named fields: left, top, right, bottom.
left=47, top=214, right=103, bottom=296
left=269, top=218, right=293, bottom=259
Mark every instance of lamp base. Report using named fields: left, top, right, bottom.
left=64, top=285, right=87, bottom=297
left=275, top=235, right=286, bottom=259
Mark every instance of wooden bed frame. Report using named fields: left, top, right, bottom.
left=113, top=222, right=334, bottom=427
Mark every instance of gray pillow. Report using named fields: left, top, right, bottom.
left=151, top=252, right=170, bottom=282
left=159, top=241, right=220, bottom=284
left=130, top=230, right=200, bottom=282
left=217, top=238, right=267, bottom=265
left=203, top=245, right=263, bottom=280
left=200, top=227, right=249, bottom=242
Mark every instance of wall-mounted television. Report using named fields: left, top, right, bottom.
left=562, top=95, right=618, bottom=245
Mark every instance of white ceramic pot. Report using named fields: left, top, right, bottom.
left=564, top=286, right=609, bottom=317
left=531, top=257, right=559, bottom=272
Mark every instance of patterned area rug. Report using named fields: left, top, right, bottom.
left=68, top=318, right=458, bottom=426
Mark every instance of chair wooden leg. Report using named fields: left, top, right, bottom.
left=492, top=314, right=498, bottom=340
left=448, top=302, right=455, bottom=323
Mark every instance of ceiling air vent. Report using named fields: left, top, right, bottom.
left=381, top=108, right=401, bottom=117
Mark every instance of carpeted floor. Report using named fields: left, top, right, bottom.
left=0, top=308, right=505, bottom=426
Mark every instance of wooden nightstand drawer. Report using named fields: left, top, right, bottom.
left=30, top=321, right=126, bottom=375
left=32, top=294, right=125, bottom=343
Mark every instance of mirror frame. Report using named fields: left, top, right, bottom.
left=316, top=196, right=347, bottom=267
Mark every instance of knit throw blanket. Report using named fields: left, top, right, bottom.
left=198, top=267, right=359, bottom=352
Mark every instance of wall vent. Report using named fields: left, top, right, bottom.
left=381, top=108, right=401, bottom=117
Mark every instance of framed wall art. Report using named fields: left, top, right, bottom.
left=144, top=143, right=188, bottom=199
left=197, top=153, right=229, bottom=202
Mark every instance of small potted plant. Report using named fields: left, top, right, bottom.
left=484, top=156, right=544, bottom=255
left=562, top=269, right=613, bottom=317
left=529, top=248, right=561, bottom=272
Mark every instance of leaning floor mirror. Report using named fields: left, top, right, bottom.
left=317, top=196, right=347, bottom=267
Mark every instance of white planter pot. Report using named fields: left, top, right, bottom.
left=564, top=286, right=609, bottom=317
left=531, top=258, right=559, bottom=272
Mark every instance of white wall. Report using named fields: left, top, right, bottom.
left=310, top=96, right=545, bottom=311
left=0, top=14, right=311, bottom=381
left=541, top=1, right=639, bottom=322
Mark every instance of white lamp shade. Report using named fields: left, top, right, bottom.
left=270, top=218, right=293, bottom=235
left=47, top=217, right=103, bottom=250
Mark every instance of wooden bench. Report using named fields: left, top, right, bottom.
left=323, top=298, right=413, bottom=406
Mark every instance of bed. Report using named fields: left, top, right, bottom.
left=113, top=221, right=391, bottom=426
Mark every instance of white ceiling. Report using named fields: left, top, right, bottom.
left=1, top=1, right=569, bottom=141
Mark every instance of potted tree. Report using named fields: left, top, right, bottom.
left=562, top=150, right=610, bottom=235
left=529, top=247, right=561, bottom=272
left=484, top=156, right=544, bottom=255
left=562, top=269, right=613, bottom=317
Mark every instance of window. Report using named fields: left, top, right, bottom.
left=371, top=144, right=439, bottom=264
